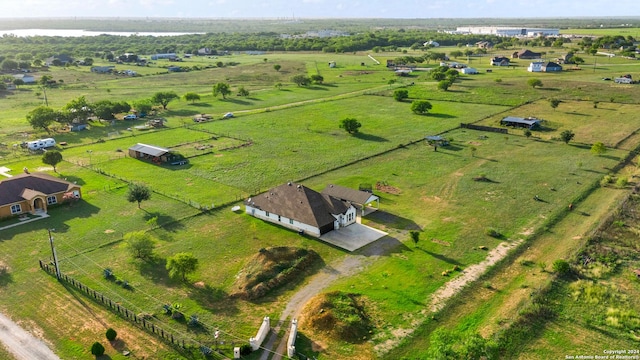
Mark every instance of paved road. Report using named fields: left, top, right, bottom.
left=0, top=312, right=60, bottom=360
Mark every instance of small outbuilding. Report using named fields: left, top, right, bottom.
left=500, top=116, right=542, bottom=130
left=128, top=143, right=176, bottom=164
left=321, top=184, right=380, bottom=216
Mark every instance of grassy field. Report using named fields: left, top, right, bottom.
left=1, top=41, right=640, bottom=359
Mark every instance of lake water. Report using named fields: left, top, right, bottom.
left=0, top=29, right=204, bottom=37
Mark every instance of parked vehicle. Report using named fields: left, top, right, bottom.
left=223, top=112, right=234, bottom=119
left=27, top=138, right=56, bottom=151
left=123, top=114, right=138, bottom=120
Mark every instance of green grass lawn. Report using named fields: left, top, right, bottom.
left=1, top=47, right=640, bottom=360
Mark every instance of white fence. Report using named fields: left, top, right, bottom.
left=249, top=316, right=270, bottom=351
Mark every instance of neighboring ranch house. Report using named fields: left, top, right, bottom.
left=541, top=62, right=563, bottom=72
left=13, top=74, right=35, bottom=84
left=500, top=116, right=542, bottom=130
left=0, top=172, right=81, bottom=219
left=128, top=143, right=175, bottom=164
left=321, top=184, right=380, bottom=216
left=527, top=62, right=544, bottom=72
left=513, top=50, right=542, bottom=59
left=245, top=182, right=357, bottom=237
left=490, top=56, right=510, bottom=66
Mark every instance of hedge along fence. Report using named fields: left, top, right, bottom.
left=38, top=260, right=227, bottom=359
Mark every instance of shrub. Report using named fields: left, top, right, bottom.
left=189, top=314, right=199, bottom=327
left=105, top=328, right=117, bottom=341
left=616, top=177, right=628, bottom=188
left=553, top=259, right=571, bottom=275
left=485, top=228, right=501, bottom=238
left=91, top=342, right=105, bottom=357
left=200, top=346, right=213, bottom=356
left=240, top=344, right=252, bottom=355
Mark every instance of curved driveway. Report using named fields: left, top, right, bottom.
left=0, top=312, right=60, bottom=360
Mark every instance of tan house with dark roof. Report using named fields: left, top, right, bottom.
left=245, top=182, right=357, bottom=237
left=0, top=173, right=81, bottom=219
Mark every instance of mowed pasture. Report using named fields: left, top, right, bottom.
left=1, top=47, right=640, bottom=359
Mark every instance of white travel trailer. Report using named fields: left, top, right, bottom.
left=27, top=138, right=56, bottom=151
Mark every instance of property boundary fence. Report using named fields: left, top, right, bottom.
left=38, top=260, right=227, bottom=359
left=460, top=123, right=508, bottom=134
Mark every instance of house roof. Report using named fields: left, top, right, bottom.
left=0, top=172, right=79, bottom=206
left=501, top=116, right=541, bottom=125
left=542, top=62, right=562, bottom=68
left=518, top=49, right=541, bottom=57
left=247, top=182, right=351, bottom=228
left=321, top=184, right=378, bottom=205
left=129, top=143, right=170, bottom=157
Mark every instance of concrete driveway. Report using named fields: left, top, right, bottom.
left=319, top=223, right=387, bottom=251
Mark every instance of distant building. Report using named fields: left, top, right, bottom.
left=151, top=53, right=177, bottom=60
left=91, top=66, right=115, bottom=74
left=514, top=49, right=542, bottom=59
left=455, top=26, right=559, bottom=37
left=490, top=56, right=510, bottom=66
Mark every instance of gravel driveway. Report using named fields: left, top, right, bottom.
left=0, top=312, right=60, bottom=360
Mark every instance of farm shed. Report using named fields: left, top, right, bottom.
left=500, top=116, right=541, bottom=129
left=128, top=143, right=174, bottom=164
left=321, top=184, right=380, bottom=216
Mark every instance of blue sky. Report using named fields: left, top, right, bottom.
left=1, top=0, right=637, bottom=18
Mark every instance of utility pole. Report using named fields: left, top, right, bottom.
left=48, top=229, right=61, bottom=280
left=42, top=86, right=48, bottom=106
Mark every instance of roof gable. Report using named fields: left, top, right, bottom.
left=321, top=184, right=377, bottom=204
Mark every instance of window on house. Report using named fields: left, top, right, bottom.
left=47, top=196, right=57, bottom=205
left=10, top=204, right=21, bottom=214
left=265, top=211, right=270, bottom=217
left=289, top=219, right=294, bottom=225
left=278, top=215, right=281, bottom=222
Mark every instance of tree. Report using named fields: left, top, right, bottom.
left=91, top=342, right=105, bottom=357
left=13, top=78, right=24, bottom=88
left=93, top=100, right=130, bottom=120
left=310, top=74, right=324, bottom=84
left=591, top=141, right=607, bottom=156
left=166, top=252, right=199, bottom=281
left=291, top=74, right=310, bottom=87
left=124, top=231, right=155, bottom=259
left=132, top=99, right=153, bottom=116
left=63, top=96, right=92, bottom=124
left=39, top=75, right=53, bottom=87
left=549, top=98, right=561, bottom=110
left=339, top=118, right=361, bottom=134
left=237, top=86, right=250, bottom=97
left=569, top=56, right=585, bottom=66
left=151, top=91, right=178, bottom=110
left=212, top=82, right=231, bottom=99
left=437, top=80, right=451, bottom=91
left=524, top=129, right=532, bottom=139
left=127, top=183, right=151, bottom=209
left=393, top=89, right=409, bottom=102
left=431, top=71, right=446, bottom=81
left=273, top=64, right=281, bottom=71
left=0, top=59, right=18, bottom=71
left=42, top=150, right=63, bottom=173
left=183, top=92, right=201, bottom=103
left=274, top=82, right=283, bottom=90
left=26, top=106, right=56, bottom=133
left=105, top=328, right=117, bottom=342
left=450, top=50, right=463, bottom=58
left=527, top=78, right=543, bottom=88
left=410, top=231, right=420, bottom=246
left=560, top=130, right=575, bottom=144
left=411, top=100, right=433, bottom=114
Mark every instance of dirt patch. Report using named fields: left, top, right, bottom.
left=300, top=291, right=373, bottom=344
left=193, top=281, right=205, bottom=289
left=104, top=229, right=115, bottom=234
left=431, top=238, right=451, bottom=246
left=376, top=181, right=400, bottom=195
left=429, top=239, right=524, bottom=312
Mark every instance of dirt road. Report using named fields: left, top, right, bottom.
left=260, top=235, right=404, bottom=360
left=0, top=312, right=60, bottom=360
